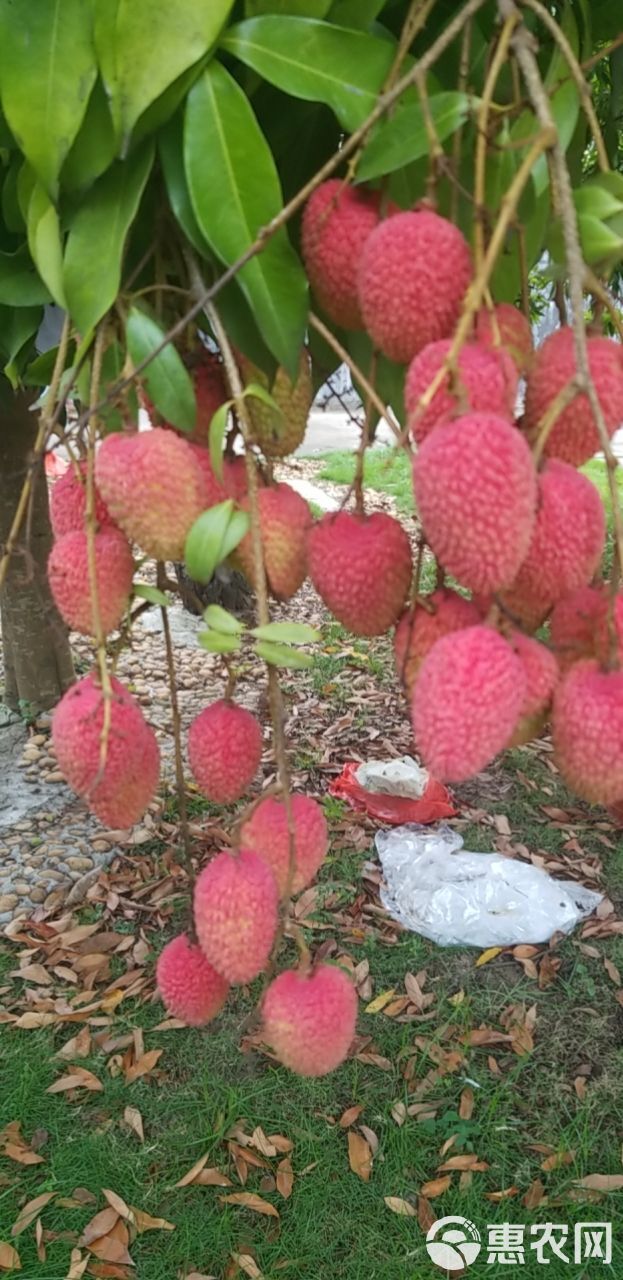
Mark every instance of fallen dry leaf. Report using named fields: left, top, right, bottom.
left=348, top=1131, right=372, bottom=1182
left=604, top=958, right=621, bottom=986
left=194, top=1168, right=233, bottom=1187
left=475, top=947, right=503, bottom=967
left=339, top=1105, right=364, bottom=1129
left=459, top=1087, right=474, bottom=1121
left=130, top=1207, right=175, bottom=1233
left=417, top=1196, right=436, bottom=1233
left=541, top=1151, right=575, bottom=1172
left=384, top=1197, right=417, bottom=1217
left=175, top=1153, right=210, bottom=1187
left=0, top=1242, right=20, bottom=1271
left=2, top=1142, right=44, bottom=1167
left=232, top=1254, right=263, bottom=1279
left=485, top=1187, right=519, bottom=1201
left=523, top=1180, right=546, bottom=1209
left=47, top=1068, right=102, bottom=1095
left=65, top=1249, right=89, bottom=1279
left=574, top=1174, right=623, bottom=1192
left=102, top=1191, right=130, bottom=1220
left=364, top=989, right=397, bottom=1014
left=437, top=1154, right=489, bottom=1173
left=56, top=1028, right=91, bottom=1061
left=421, top=1176, right=451, bottom=1198
left=122, top=1108, right=144, bottom=1143
left=276, top=1157, right=293, bottom=1200
left=124, top=1048, right=162, bottom=1084
left=219, top=1193, right=279, bottom=1218
left=81, top=1208, right=120, bottom=1246
left=11, top=1191, right=55, bottom=1236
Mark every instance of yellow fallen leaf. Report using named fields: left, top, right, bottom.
left=364, top=989, right=397, bottom=1014
left=384, top=1196, right=417, bottom=1216
left=348, top=1131, right=372, bottom=1182
left=219, top=1193, right=279, bottom=1218
left=475, top=947, right=504, bottom=967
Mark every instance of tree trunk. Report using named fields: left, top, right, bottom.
left=0, top=388, right=74, bottom=714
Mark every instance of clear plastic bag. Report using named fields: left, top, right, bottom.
left=376, top=823, right=603, bottom=947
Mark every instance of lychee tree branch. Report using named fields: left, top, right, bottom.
left=160, top=597, right=197, bottom=939
left=474, top=11, right=520, bottom=272
left=308, top=313, right=401, bottom=443
left=85, top=327, right=114, bottom=781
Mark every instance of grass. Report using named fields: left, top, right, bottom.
left=316, top=448, right=414, bottom=515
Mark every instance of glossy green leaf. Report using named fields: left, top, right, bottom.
left=159, top=116, right=212, bottom=257
left=246, top=0, right=332, bottom=15
left=221, top=17, right=394, bottom=132
left=256, top=639, right=314, bottom=669
left=209, top=400, right=232, bottom=483
left=61, top=79, right=117, bottom=193
left=358, top=92, right=473, bottom=181
left=328, top=0, right=385, bottom=27
left=203, top=604, right=245, bottom=634
left=0, top=246, right=51, bottom=306
left=0, top=0, right=96, bottom=198
left=575, top=184, right=623, bottom=220
left=0, top=306, right=42, bottom=387
left=2, top=159, right=24, bottom=234
left=126, top=306, right=196, bottom=433
left=94, top=0, right=235, bottom=152
left=133, top=584, right=169, bottom=607
left=251, top=621, right=319, bottom=643
left=63, top=142, right=154, bottom=334
left=577, top=215, right=623, bottom=266
left=243, top=381, right=282, bottom=414
left=185, top=501, right=250, bottom=583
left=22, top=347, right=62, bottom=387
left=199, top=629, right=242, bottom=654
left=185, top=61, right=307, bottom=376
left=27, top=183, right=66, bottom=308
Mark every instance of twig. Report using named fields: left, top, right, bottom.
left=474, top=11, right=521, bottom=271
left=354, top=352, right=378, bottom=517
left=309, top=313, right=401, bottom=443
left=85, top=328, right=113, bottom=782
left=160, top=599, right=197, bottom=938
left=451, top=18, right=473, bottom=223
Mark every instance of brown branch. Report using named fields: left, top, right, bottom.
left=309, top=313, right=401, bottom=444
left=160, top=598, right=197, bottom=938
left=85, top=328, right=114, bottom=785
left=474, top=11, right=521, bottom=271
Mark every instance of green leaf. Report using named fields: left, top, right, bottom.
left=246, top=0, right=332, bottom=15
left=209, top=400, right=232, bottom=483
left=61, top=78, right=117, bottom=193
left=328, top=0, right=385, bottom=27
left=251, top=621, right=319, bottom=644
left=184, top=61, right=308, bottom=376
left=94, top=0, right=235, bottom=152
left=255, top=639, right=314, bottom=669
left=243, top=381, right=282, bottom=414
left=63, top=142, right=154, bottom=334
left=0, top=246, right=51, bottom=306
left=577, top=214, right=623, bottom=267
left=203, top=604, right=245, bottom=634
left=133, top=584, right=168, bottom=607
left=198, top=629, right=242, bottom=654
left=0, top=0, right=97, bottom=198
left=159, top=115, right=212, bottom=257
left=185, top=501, right=250, bottom=583
left=0, top=305, right=42, bottom=388
left=22, top=347, right=62, bottom=387
left=126, top=306, right=196, bottom=433
left=358, top=92, right=473, bottom=181
left=221, top=17, right=394, bottom=132
left=27, top=183, right=66, bottom=308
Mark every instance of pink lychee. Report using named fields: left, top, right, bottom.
left=189, top=445, right=249, bottom=511
left=523, top=327, right=623, bottom=466
left=188, top=700, right=262, bottom=804
left=49, top=461, right=112, bottom=537
left=239, top=794, right=328, bottom=897
left=262, top=963, right=358, bottom=1077
left=156, top=933, right=229, bottom=1026
left=406, top=339, right=518, bottom=444
left=47, top=528, right=134, bottom=636
left=553, top=659, right=623, bottom=805
left=394, top=589, right=481, bottom=697
left=95, top=428, right=204, bottom=560
left=550, top=585, right=606, bottom=671
left=475, top=302, right=533, bottom=374
left=301, top=181, right=390, bottom=330
left=308, top=511, right=412, bottom=636
left=194, top=849, right=278, bottom=984
left=509, top=632, right=559, bottom=745
left=238, top=483, right=309, bottom=600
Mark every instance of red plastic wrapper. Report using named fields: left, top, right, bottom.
left=329, top=762, right=457, bottom=824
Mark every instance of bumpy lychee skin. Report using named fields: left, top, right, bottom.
left=357, top=209, right=472, bottom=363
left=262, top=964, right=357, bottom=1077
left=48, top=528, right=134, bottom=636
left=412, top=625, right=526, bottom=782
left=156, top=933, right=229, bottom=1026
left=406, top=339, right=518, bottom=444
left=510, top=632, right=559, bottom=746
left=240, top=794, right=328, bottom=897
left=189, top=446, right=249, bottom=510
left=413, top=412, right=537, bottom=594
left=309, top=511, right=412, bottom=636
left=50, top=461, right=112, bottom=537
left=301, top=181, right=387, bottom=330
left=550, top=586, right=606, bottom=671
left=523, top=327, right=623, bottom=466
left=191, top=351, right=228, bottom=445
left=188, top=700, right=262, bottom=804
left=475, top=302, right=533, bottom=374
left=500, top=460, right=605, bottom=629
left=553, top=659, right=623, bottom=805
left=240, top=349, right=312, bottom=458
left=52, top=674, right=160, bottom=828
left=394, top=589, right=480, bottom=698
left=95, top=428, right=204, bottom=560
left=238, top=483, right=309, bottom=600
left=194, top=849, right=278, bottom=984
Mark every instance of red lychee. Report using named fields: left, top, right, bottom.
left=523, top=327, right=623, bottom=466
left=394, top=589, right=481, bottom=698
left=550, top=585, right=606, bottom=671
left=49, top=461, right=112, bottom=537
left=188, top=699, right=262, bottom=804
left=553, top=659, right=623, bottom=805
left=156, top=933, right=229, bottom=1026
left=301, top=181, right=389, bottom=330
left=52, top=673, right=160, bottom=828
left=189, top=445, right=249, bottom=510
left=239, top=794, right=328, bottom=897
left=95, top=428, right=204, bottom=560
left=48, top=528, right=134, bottom=636
left=413, top=412, right=537, bottom=594
left=509, top=632, right=559, bottom=745
left=144, top=349, right=228, bottom=447
left=500, top=460, right=605, bottom=628
left=308, top=511, right=412, bottom=636
left=238, top=483, right=309, bottom=600
left=406, top=339, right=518, bottom=444
left=240, top=349, right=312, bottom=458
left=412, top=625, right=526, bottom=782
left=475, top=302, right=533, bottom=374
left=357, top=209, right=472, bottom=363
left=262, top=963, right=357, bottom=1077
left=194, top=849, right=278, bottom=984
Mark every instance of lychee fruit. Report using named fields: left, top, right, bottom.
left=144, top=348, right=228, bottom=447
left=188, top=699, right=262, bottom=804
left=500, top=460, right=605, bottom=628
left=412, top=625, right=526, bottom=781
left=49, top=461, right=112, bottom=537
left=308, top=511, right=412, bottom=636
left=523, top=327, right=623, bottom=466
left=238, top=483, right=309, bottom=600
left=48, top=528, right=134, bottom=636
left=357, top=209, right=472, bottom=363
left=95, top=428, right=204, bottom=560
left=475, top=302, right=533, bottom=374
left=261, top=963, right=357, bottom=1077
left=52, top=673, right=160, bottom=828
left=194, top=849, right=278, bottom=984
left=413, top=412, right=537, bottom=593
left=550, top=585, right=606, bottom=671
left=156, top=933, right=229, bottom=1026
left=553, top=659, right=623, bottom=805
left=406, top=338, right=518, bottom=444
left=240, top=349, right=312, bottom=457
left=509, top=632, right=559, bottom=746
left=394, top=589, right=480, bottom=698
left=239, top=794, right=328, bottom=897
left=301, top=180, right=389, bottom=329
left=190, top=445, right=249, bottom=510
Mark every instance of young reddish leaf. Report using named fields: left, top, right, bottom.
left=219, top=1193, right=279, bottom=1218
left=348, top=1131, right=372, bottom=1182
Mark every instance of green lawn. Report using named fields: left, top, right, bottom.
left=317, top=448, right=414, bottom=515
